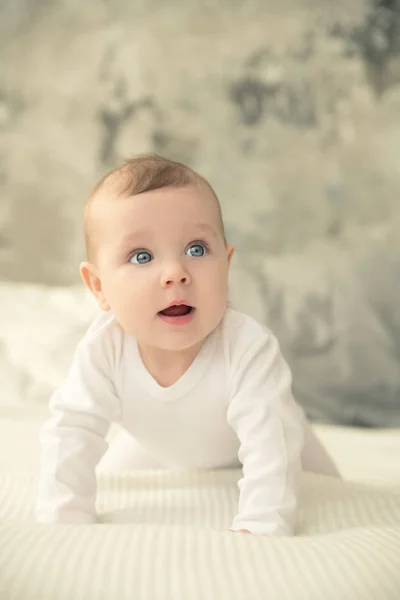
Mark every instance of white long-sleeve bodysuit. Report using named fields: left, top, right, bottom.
left=36, top=308, right=340, bottom=535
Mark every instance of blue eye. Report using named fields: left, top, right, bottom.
left=130, top=250, right=153, bottom=264
left=186, top=243, right=208, bottom=257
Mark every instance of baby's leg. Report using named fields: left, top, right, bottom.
left=301, top=419, right=342, bottom=478
left=98, top=429, right=166, bottom=472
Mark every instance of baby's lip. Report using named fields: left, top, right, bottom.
left=159, top=300, right=193, bottom=312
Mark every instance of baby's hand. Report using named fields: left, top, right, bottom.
left=232, top=529, right=251, bottom=534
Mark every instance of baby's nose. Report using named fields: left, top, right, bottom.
left=161, top=262, right=191, bottom=287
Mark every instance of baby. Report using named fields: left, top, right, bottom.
left=36, top=154, right=340, bottom=535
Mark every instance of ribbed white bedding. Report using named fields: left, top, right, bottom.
left=1, top=414, right=400, bottom=600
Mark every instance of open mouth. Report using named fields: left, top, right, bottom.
left=159, top=304, right=193, bottom=317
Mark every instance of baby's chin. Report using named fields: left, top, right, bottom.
left=146, top=324, right=211, bottom=354
left=120, top=307, right=226, bottom=350
left=152, top=333, right=207, bottom=354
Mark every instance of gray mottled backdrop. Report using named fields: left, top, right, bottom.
left=1, top=0, right=400, bottom=425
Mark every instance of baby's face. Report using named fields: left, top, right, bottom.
left=91, top=185, right=234, bottom=352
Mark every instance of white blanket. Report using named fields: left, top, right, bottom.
left=1, top=415, right=400, bottom=600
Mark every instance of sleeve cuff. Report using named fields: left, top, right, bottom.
left=230, top=521, right=293, bottom=536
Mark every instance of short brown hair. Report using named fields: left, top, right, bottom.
left=83, top=154, right=224, bottom=262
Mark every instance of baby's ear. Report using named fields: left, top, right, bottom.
left=79, top=262, right=110, bottom=311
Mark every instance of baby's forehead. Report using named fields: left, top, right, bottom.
left=90, top=174, right=218, bottom=222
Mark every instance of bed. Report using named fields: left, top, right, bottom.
left=1, top=408, right=400, bottom=600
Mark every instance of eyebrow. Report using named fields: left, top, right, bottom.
left=120, top=223, right=219, bottom=248
left=191, top=223, right=219, bottom=238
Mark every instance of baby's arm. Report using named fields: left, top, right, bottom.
left=36, top=334, right=121, bottom=524
left=227, top=330, right=305, bottom=536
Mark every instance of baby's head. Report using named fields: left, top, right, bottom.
left=80, top=154, right=234, bottom=353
